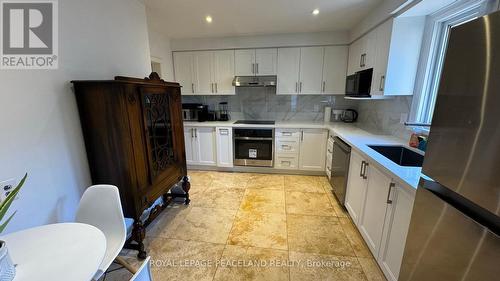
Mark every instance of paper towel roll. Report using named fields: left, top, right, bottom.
left=324, top=106, right=332, bottom=122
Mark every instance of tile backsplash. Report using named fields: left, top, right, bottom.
left=356, top=96, right=413, bottom=139
left=182, top=87, right=358, bottom=122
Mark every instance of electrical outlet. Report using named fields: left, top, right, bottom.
left=0, top=178, right=16, bottom=203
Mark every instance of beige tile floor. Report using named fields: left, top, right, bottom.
left=101, top=171, right=386, bottom=281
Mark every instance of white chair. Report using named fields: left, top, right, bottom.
left=76, top=184, right=135, bottom=280
left=130, top=256, right=153, bottom=281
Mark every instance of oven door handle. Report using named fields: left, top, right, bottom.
left=234, top=137, right=273, bottom=141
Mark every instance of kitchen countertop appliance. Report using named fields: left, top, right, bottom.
left=345, top=68, right=373, bottom=97
left=341, top=109, right=358, bottom=123
left=400, top=10, right=500, bottom=281
left=233, top=120, right=275, bottom=167
left=217, top=102, right=230, bottom=121
left=182, top=103, right=208, bottom=122
left=329, top=137, right=351, bottom=205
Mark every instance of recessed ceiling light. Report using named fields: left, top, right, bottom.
left=312, top=9, right=320, bottom=15
left=205, top=15, right=213, bottom=23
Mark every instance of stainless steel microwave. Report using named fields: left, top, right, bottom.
left=345, top=68, right=373, bottom=97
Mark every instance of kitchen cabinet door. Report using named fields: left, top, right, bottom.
left=378, top=184, right=415, bottom=281
left=235, top=49, right=255, bottom=76
left=255, top=48, right=277, bottom=75
left=345, top=150, right=368, bottom=225
left=359, top=165, right=392, bottom=257
left=184, top=127, right=197, bottom=165
left=173, top=52, right=194, bottom=95
left=298, top=129, right=327, bottom=171
left=322, top=46, right=348, bottom=95
left=216, top=127, right=233, bottom=167
left=193, top=127, right=216, bottom=166
left=192, top=51, right=213, bottom=95
left=361, top=31, right=376, bottom=70
left=212, top=50, right=235, bottom=95
left=371, top=20, right=392, bottom=96
left=277, top=48, right=300, bottom=95
left=299, top=47, right=324, bottom=95
left=347, top=40, right=361, bottom=75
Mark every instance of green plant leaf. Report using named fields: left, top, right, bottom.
left=0, top=173, right=27, bottom=223
left=0, top=211, right=16, bottom=233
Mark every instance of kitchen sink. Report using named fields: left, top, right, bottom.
left=368, top=145, right=424, bottom=167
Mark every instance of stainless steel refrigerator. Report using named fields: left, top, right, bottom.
left=399, top=10, right=500, bottom=281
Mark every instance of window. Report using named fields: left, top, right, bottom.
left=410, top=0, right=497, bottom=124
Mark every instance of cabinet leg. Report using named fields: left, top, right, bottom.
left=182, top=176, right=191, bottom=205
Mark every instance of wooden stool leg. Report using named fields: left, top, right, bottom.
left=115, top=256, right=137, bottom=274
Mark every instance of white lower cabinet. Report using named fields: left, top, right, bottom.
left=184, top=126, right=216, bottom=166
left=345, top=150, right=368, bottom=225
left=358, top=163, right=392, bottom=256
left=378, top=184, right=415, bottom=281
left=215, top=127, right=233, bottom=167
left=298, top=129, right=327, bottom=171
left=345, top=150, right=416, bottom=281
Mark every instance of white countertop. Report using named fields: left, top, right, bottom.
left=184, top=120, right=422, bottom=192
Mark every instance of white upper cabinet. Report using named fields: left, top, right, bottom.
left=255, top=48, right=277, bottom=75
left=192, top=51, right=214, bottom=95
left=323, top=46, right=348, bottom=95
left=235, top=49, right=256, bottom=76
left=175, top=50, right=235, bottom=95
left=278, top=46, right=348, bottom=95
left=173, top=52, right=194, bottom=95
left=235, top=48, right=277, bottom=76
left=299, top=47, right=324, bottom=95
left=212, top=50, right=235, bottom=95
left=277, top=48, right=301, bottom=95
left=298, top=129, right=327, bottom=171
left=347, top=16, right=425, bottom=97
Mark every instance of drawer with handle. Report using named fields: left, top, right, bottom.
left=276, top=139, right=300, bottom=154
left=275, top=155, right=299, bottom=170
left=275, top=129, right=301, bottom=140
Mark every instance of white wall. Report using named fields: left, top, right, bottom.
left=170, top=31, right=350, bottom=51
left=0, top=0, right=152, bottom=234
left=350, top=0, right=423, bottom=41
left=148, top=29, right=174, bottom=81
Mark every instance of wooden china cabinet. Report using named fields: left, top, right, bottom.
left=72, top=73, right=190, bottom=259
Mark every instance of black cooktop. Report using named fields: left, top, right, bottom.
left=234, top=120, right=275, bottom=125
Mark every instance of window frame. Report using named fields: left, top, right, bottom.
left=409, top=0, right=498, bottom=125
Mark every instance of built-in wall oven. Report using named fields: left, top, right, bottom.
left=330, top=137, right=351, bottom=206
left=233, top=128, right=274, bottom=167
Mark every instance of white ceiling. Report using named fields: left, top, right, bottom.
left=145, top=0, right=383, bottom=39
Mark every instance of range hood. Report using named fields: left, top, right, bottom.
left=232, top=75, right=277, bottom=87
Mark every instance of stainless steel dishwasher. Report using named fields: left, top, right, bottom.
left=330, top=137, right=351, bottom=206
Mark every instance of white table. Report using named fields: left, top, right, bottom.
left=1, top=223, right=106, bottom=281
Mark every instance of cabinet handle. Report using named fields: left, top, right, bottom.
left=327, top=149, right=333, bottom=154
left=322, top=81, right=326, bottom=92
left=295, top=82, right=298, bottom=93
left=220, top=129, right=229, bottom=135
left=387, top=182, right=395, bottom=204
left=194, top=128, right=198, bottom=138
left=301, top=130, right=304, bottom=141
left=282, top=132, right=292, bottom=136
left=191, top=83, right=195, bottom=93
left=215, top=83, right=218, bottom=93
left=252, top=63, right=255, bottom=74
left=191, top=128, right=194, bottom=138
left=256, top=63, right=259, bottom=74
left=211, top=83, right=214, bottom=93
left=379, top=75, right=385, bottom=91
left=359, top=54, right=363, bottom=67
left=281, top=160, right=291, bottom=166
left=359, top=161, right=365, bottom=177
left=362, top=162, right=369, bottom=179
left=299, top=82, right=303, bottom=92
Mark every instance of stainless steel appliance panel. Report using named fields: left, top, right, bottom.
left=233, top=128, right=274, bottom=167
left=400, top=183, right=500, bottom=281
left=331, top=137, right=351, bottom=205
left=422, top=11, right=500, bottom=216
